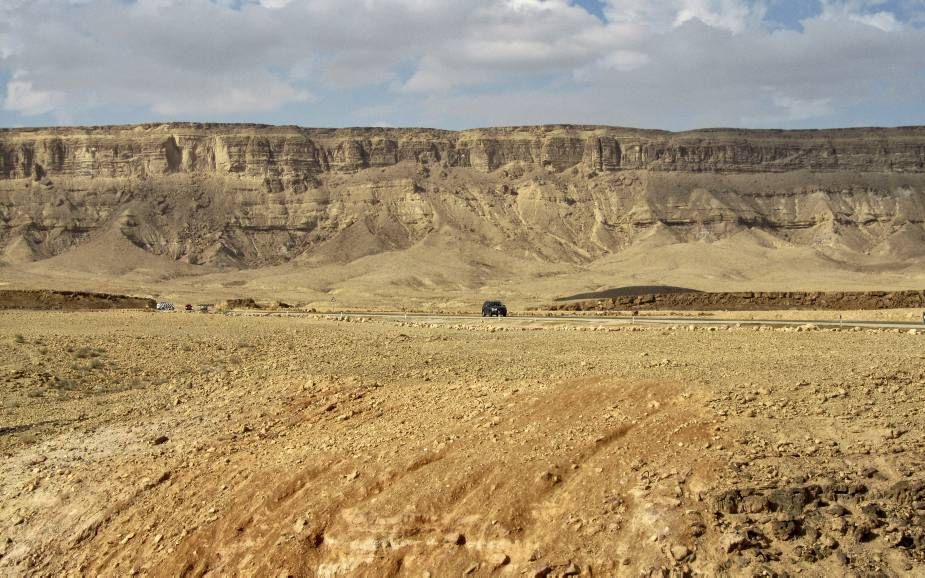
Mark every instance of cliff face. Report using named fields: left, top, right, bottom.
left=4, top=124, right=925, bottom=179
left=1, top=123, right=924, bottom=267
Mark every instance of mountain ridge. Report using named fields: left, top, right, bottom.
left=1, top=123, right=924, bottom=305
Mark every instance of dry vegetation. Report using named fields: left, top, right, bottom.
left=1, top=311, right=925, bottom=576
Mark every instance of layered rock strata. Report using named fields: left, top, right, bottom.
left=1, top=123, right=924, bottom=266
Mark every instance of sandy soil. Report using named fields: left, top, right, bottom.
left=4, top=226, right=925, bottom=313
left=2, top=311, right=925, bottom=576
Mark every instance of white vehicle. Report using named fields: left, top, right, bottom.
left=156, top=302, right=175, bottom=311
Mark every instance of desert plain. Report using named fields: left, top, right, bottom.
left=1, top=310, right=924, bottom=577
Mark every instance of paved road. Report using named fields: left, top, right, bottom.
left=233, top=310, right=925, bottom=330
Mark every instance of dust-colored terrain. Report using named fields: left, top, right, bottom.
left=3, top=122, right=925, bottom=576
left=2, top=311, right=925, bottom=576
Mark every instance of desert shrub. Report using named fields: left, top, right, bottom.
left=14, top=334, right=26, bottom=344
left=111, top=377, right=146, bottom=393
left=52, top=377, right=77, bottom=391
left=74, top=347, right=103, bottom=359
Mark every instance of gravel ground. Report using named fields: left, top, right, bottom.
left=1, top=311, right=924, bottom=576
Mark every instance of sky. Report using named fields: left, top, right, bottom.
left=0, top=0, right=923, bottom=130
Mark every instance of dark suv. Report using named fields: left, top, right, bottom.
left=481, top=300, right=508, bottom=317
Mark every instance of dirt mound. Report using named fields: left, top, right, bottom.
left=548, top=290, right=925, bottom=312
left=0, top=290, right=154, bottom=310
left=556, top=285, right=701, bottom=301
left=219, top=298, right=259, bottom=310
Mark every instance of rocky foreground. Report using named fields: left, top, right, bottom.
left=1, top=311, right=924, bottom=576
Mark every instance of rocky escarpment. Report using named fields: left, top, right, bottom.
left=0, top=290, right=154, bottom=310
left=1, top=123, right=925, bottom=267
left=3, top=124, right=925, bottom=179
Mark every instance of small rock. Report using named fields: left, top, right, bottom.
left=538, top=471, right=561, bottom=484
left=444, top=532, right=466, bottom=545
left=670, top=545, right=690, bottom=561
left=464, top=563, right=479, bottom=574
left=770, top=519, right=799, bottom=541
left=721, top=530, right=751, bottom=553
left=26, top=455, right=47, bottom=466
left=142, top=470, right=172, bottom=490
left=851, top=525, right=874, bottom=543
left=828, top=504, right=849, bottom=517
left=491, top=553, right=511, bottom=567
left=151, top=435, right=169, bottom=446
left=830, top=518, right=848, bottom=535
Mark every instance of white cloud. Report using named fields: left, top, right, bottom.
left=674, top=0, right=765, bottom=33
left=772, top=94, right=834, bottom=121
left=4, top=77, right=63, bottom=115
left=851, top=11, right=902, bottom=31
left=258, top=0, right=292, bottom=8
left=0, top=0, right=922, bottom=129
left=151, top=82, right=312, bottom=116
left=603, top=0, right=765, bottom=33
left=819, top=0, right=906, bottom=31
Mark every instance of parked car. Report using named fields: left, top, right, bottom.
left=481, top=300, right=507, bottom=317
